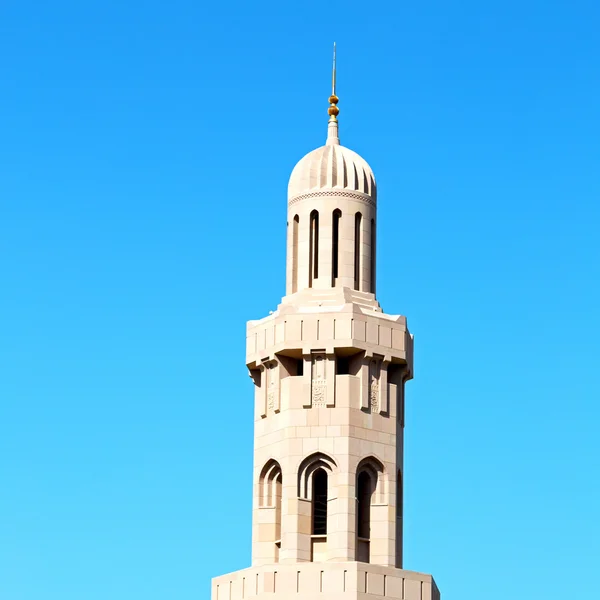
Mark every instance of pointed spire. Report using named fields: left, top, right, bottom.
left=327, top=42, right=340, bottom=146
left=332, top=41, right=337, bottom=97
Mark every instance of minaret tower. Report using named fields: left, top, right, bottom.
left=212, top=48, right=441, bottom=600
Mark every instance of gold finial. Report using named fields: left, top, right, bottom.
left=328, top=42, right=339, bottom=120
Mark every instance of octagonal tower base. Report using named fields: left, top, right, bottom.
left=212, top=563, right=440, bottom=600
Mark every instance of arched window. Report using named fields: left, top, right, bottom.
left=292, top=215, right=299, bottom=293
left=355, top=457, right=385, bottom=563
left=357, top=470, right=374, bottom=562
left=258, top=460, right=283, bottom=563
left=354, top=212, right=362, bottom=290
left=396, top=470, right=403, bottom=568
left=331, top=209, right=341, bottom=286
left=312, top=469, right=328, bottom=535
left=309, top=210, right=319, bottom=287
left=297, top=452, right=336, bottom=562
left=298, top=452, right=336, bottom=499
left=357, top=471, right=373, bottom=538
left=370, top=218, right=376, bottom=294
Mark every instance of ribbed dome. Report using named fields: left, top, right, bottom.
left=288, top=143, right=377, bottom=201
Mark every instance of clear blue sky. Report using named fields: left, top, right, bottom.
left=1, top=1, right=599, bottom=599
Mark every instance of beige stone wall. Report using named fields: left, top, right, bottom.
left=247, top=293, right=412, bottom=568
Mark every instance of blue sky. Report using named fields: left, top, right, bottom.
left=1, top=1, right=599, bottom=599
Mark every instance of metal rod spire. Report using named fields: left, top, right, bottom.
left=327, top=42, right=340, bottom=143
left=332, top=42, right=337, bottom=96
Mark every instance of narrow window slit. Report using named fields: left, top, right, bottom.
left=370, top=218, right=376, bottom=294
left=357, top=470, right=373, bottom=563
left=312, top=469, right=328, bottom=535
left=309, top=210, right=319, bottom=287
left=292, top=215, right=299, bottom=293
left=332, top=209, right=341, bottom=286
left=354, top=212, right=362, bottom=290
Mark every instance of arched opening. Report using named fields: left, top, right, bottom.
left=297, top=452, right=336, bottom=562
left=331, top=209, right=341, bottom=286
left=355, top=457, right=385, bottom=563
left=357, top=471, right=373, bottom=538
left=274, top=470, right=282, bottom=561
left=258, top=460, right=283, bottom=563
left=370, top=218, right=376, bottom=294
left=292, top=215, right=299, bottom=293
left=309, top=210, right=319, bottom=287
left=396, top=470, right=403, bottom=568
left=312, top=468, right=328, bottom=535
left=297, top=452, right=336, bottom=499
left=354, top=212, right=362, bottom=290
left=357, top=470, right=374, bottom=562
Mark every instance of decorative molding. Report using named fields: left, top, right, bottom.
left=288, top=189, right=377, bottom=207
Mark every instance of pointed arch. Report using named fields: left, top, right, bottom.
left=258, top=459, right=283, bottom=563
left=259, top=459, right=283, bottom=508
left=312, top=468, right=328, bottom=535
left=297, top=452, right=336, bottom=499
left=298, top=453, right=336, bottom=542
left=356, top=456, right=385, bottom=563
left=356, top=456, right=385, bottom=503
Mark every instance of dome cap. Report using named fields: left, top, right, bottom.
left=288, top=43, right=376, bottom=202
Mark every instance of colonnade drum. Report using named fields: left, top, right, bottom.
left=286, top=140, right=377, bottom=295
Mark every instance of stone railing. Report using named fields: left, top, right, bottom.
left=212, top=562, right=440, bottom=600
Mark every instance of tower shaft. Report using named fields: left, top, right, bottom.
left=211, top=56, right=440, bottom=600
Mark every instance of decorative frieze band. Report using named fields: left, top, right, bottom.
left=288, top=189, right=377, bottom=207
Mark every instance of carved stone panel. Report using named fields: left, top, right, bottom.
left=265, top=361, right=279, bottom=413
left=369, top=358, right=381, bottom=413
left=311, top=353, right=327, bottom=407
